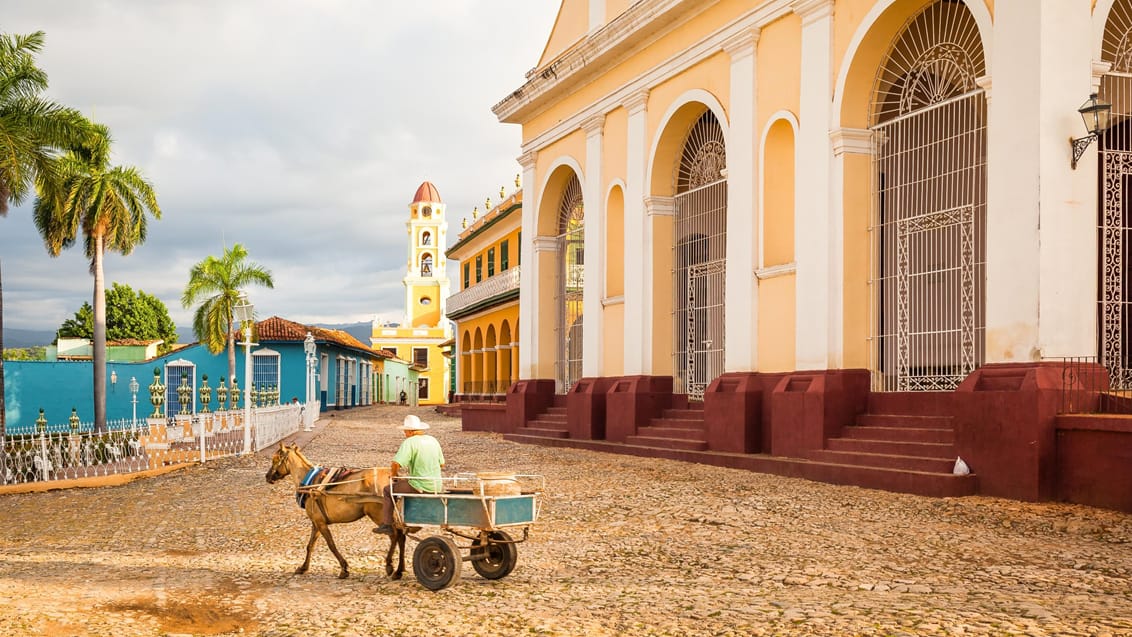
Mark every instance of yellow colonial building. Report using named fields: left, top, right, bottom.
left=445, top=185, right=522, bottom=414
left=486, top=0, right=1132, bottom=511
left=371, top=181, right=452, bottom=406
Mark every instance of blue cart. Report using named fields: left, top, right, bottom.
left=392, top=473, right=544, bottom=590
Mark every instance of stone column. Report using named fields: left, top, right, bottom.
left=623, top=89, right=650, bottom=374
left=517, top=150, right=539, bottom=378
left=583, top=114, right=606, bottom=377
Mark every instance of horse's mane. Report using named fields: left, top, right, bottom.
left=285, top=444, right=313, bottom=467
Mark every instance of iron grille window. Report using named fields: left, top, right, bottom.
left=487, top=248, right=496, bottom=277
left=419, top=377, right=430, bottom=400
left=253, top=350, right=280, bottom=395
left=165, top=362, right=195, bottom=415
left=476, top=256, right=483, bottom=282
left=501, top=240, right=510, bottom=271
left=414, top=347, right=428, bottom=368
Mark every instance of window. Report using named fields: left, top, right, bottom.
left=420, top=296, right=432, bottom=305
left=164, top=361, right=196, bottom=415
left=422, top=206, right=432, bottom=218
left=475, top=255, right=483, bottom=282
left=421, top=231, right=432, bottom=246
left=487, top=248, right=496, bottom=277
left=418, top=377, right=430, bottom=400
left=413, top=347, right=428, bottom=368
left=421, top=253, right=433, bottom=277
left=463, top=263, right=470, bottom=288
left=387, top=347, right=399, bottom=359
left=500, top=240, right=510, bottom=271
left=253, top=349, right=281, bottom=403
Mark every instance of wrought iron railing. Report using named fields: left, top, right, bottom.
left=1047, top=356, right=1132, bottom=415
left=448, top=267, right=520, bottom=316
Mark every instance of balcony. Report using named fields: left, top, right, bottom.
left=448, top=266, right=520, bottom=317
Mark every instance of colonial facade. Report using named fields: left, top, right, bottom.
left=487, top=0, right=1132, bottom=512
left=445, top=185, right=522, bottom=425
left=371, top=182, right=453, bottom=406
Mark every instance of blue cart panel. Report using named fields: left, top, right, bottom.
left=400, top=493, right=538, bottom=529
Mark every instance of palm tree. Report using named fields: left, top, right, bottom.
left=182, top=244, right=274, bottom=383
left=0, top=30, right=94, bottom=471
left=33, top=123, right=162, bottom=432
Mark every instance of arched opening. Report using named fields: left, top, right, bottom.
left=421, top=230, right=432, bottom=246
left=485, top=325, right=498, bottom=395
left=1099, top=0, right=1132, bottom=388
left=672, top=109, right=727, bottom=400
left=460, top=330, right=472, bottom=396
left=557, top=173, right=585, bottom=393
left=759, top=117, right=797, bottom=372
left=472, top=328, right=484, bottom=395
left=869, top=0, right=987, bottom=391
left=499, top=320, right=513, bottom=393
left=420, top=253, right=433, bottom=277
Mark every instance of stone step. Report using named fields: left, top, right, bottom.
left=840, top=425, right=955, bottom=444
left=867, top=391, right=953, bottom=417
left=825, top=437, right=955, bottom=458
left=661, top=408, right=704, bottom=419
left=531, top=413, right=567, bottom=424
left=515, top=426, right=569, bottom=439
left=638, top=424, right=707, bottom=440
left=807, top=449, right=957, bottom=473
left=624, top=435, right=708, bottom=451
left=545, top=406, right=568, bottom=416
left=855, top=414, right=953, bottom=429
left=803, top=460, right=977, bottom=498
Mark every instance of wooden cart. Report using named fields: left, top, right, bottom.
left=392, top=473, right=544, bottom=590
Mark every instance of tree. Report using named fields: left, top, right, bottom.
left=0, top=30, right=95, bottom=476
left=182, top=244, right=274, bottom=384
left=3, top=346, right=45, bottom=361
left=57, top=283, right=177, bottom=350
left=33, top=124, right=162, bottom=432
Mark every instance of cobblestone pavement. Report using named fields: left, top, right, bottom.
left=1, top=404, right=1131, bottom=637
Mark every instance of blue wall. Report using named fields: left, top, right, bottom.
left=3, top=340, right=382, bottom=432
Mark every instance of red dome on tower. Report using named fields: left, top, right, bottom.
left=412, top=181, right=442, bottom=204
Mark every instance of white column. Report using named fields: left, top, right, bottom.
left=582, top=115, right=605, bottom=377
left=792, top=0, right=834, bottom=371
left=517, top=150, right=540, bottom=378
left=986, top=0, right=1096, bottom=361
left=623, top=89, right=650, bottom=374
left=722, top=29, right=760, bottom=372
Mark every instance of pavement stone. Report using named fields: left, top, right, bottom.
left=0, top=404, right=1130, bottom=636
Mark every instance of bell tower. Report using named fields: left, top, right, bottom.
left=404, top=181, right=449, bottom=328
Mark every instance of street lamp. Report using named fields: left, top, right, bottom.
left=129, top=376, right=139, bottom=430
left=303, top=332, right=316, bottom=432
left=1071, top=93, right=1113, bottom=169
left=233, top=293, right=256, bottom=454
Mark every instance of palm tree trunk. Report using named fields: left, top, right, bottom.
left=0, top=258, right=8, bottom=484
left=227, top=320, right=236, bottom=387
left=92, top=235, right=107, bottom=433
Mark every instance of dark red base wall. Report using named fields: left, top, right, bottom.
left=459, top=403, right=507, bottom=433
left=767, top=370, right=870, bottom=459
left=1056, top=416, right=1132, bottom=512
left=605, top=376, right=673, bottom=443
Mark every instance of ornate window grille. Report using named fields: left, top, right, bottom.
left=868, top=0, right=987, bottom=392
left=556, top=174, right=585, bottom=394
left=672, top=110, right=727, bottom=401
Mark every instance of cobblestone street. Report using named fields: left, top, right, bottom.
left=1, top=404, right=1130, bottom=636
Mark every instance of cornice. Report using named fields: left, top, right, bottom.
left=830, top=128, right=872, bottom=157
left=644, top=196, right=675, bottom=217
left=790, top=0, right=832, bottom=25
left=533, top=237, right=558, bottom=253
left=623, top=88, right=650, bottom=115
left=518, top=150, right=537, bottom=171
left=720, top=27, right=760, bottom=60
left=581, top=114, right=605, bottom=137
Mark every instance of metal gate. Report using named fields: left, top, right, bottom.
left=672, top=111, right=727, bottom=400
left=868, top=0, right=987, bottom=392
left=556, top=175, right=584, bottom=394
left=1099, top=70, right=1132, bottom=389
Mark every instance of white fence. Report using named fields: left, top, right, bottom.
left=0, top=401, right=317, bottom=487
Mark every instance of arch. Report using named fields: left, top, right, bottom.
left=420, top=252, right=433, bottom=277
left=758, top=111, right=799, bottom=269
left=555, top=172, right=585, bottom=393
left=537, top=157, right=585, bottom=237
left=647, top=89, right=729, bottom=198
left=420, top=230, right=432, bottom=246
left=1097, top=0, right=1120, bottom=61
left=605, top=182, right=626, bottom=297
left=833, top=0, right=993, bottom=130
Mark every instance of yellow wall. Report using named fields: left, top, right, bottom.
left=758, top=275, right=797, bottom=372
left=603, top=302, right=624, bottom=375
left=606, top=185, right=625, bottom=297
left=757, top=13, right=801, bottom=128
left=456, top=226, right=521, bottom=288
left=536, top=250, right=558, bottom=379
left=842, top=152, right=872, bottom=369
left=763, top=119, right=795, bottom=266
left=539, top=0, right=588, bottom=67
left=603, top=107, right=627, bottom=191
left=411, top=282, right=442, bottom=327
left=651, top=215, right=673, bottom=375
left=605, top=0, right=632, bottom=23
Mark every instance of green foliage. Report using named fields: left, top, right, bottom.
left=57, top=283, right=177, bottom=349
left=2, top=346, right=45, bottom=361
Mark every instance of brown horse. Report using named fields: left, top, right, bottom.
left=266, top=443, right=405, bottom=580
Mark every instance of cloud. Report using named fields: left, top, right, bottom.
left=0, top=0, right=557, bottom=332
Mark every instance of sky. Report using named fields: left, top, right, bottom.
left=0, top=0, right=560, bottom=333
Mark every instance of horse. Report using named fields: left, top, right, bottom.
left=266, top=443, right=406, bottom=580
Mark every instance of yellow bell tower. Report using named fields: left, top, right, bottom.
left=371, top=181, right=453, bottom=405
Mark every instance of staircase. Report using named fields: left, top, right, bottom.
left=626, top=404, right=708, bottom=451
left=512, top=397, right=569, bottom=439
left=805, top=392, right=977, bottom=497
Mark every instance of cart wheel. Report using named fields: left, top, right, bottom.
left=413, top=536, right=462, bottom=590
left=471, top=530, right=518, bottom=580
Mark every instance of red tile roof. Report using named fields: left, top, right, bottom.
left=255, top=316, right=388, bottom=357
left=412, top=181, right=442, bottom=204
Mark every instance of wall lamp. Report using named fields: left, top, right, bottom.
left=1071, top=93, right=1112, bottom=169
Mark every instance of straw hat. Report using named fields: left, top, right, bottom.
left=400, top=414, right=430, bottom=431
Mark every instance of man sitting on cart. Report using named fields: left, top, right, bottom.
left=373, top=414, right=445, bottom=535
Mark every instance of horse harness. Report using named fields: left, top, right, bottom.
left=295, top=466, right=383, bottom=522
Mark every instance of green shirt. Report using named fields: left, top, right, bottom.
left=393, top=433, right=445, bottom=493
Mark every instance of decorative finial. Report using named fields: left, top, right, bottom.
left=472, top=206, right=478, bottom=219
left=462, top=217, right=467, bottom=229
left=500, top=186, right=505, bottom=199
left=515, top=173, right=521, bottom=189
left=485, top=197, right=491, bottom=210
